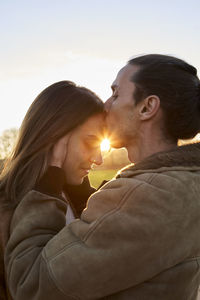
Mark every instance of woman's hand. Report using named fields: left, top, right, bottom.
left=50, top=134, right=71, bottom=168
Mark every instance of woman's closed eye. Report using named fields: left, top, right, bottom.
left=84, top=137, right=101, bottom=150
left=85, top=142, right=99, bottom=150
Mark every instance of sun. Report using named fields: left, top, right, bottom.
left=101, top=138, right=110, bottom=152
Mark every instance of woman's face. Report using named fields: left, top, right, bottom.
left=63, top=113, right=105, bottom=185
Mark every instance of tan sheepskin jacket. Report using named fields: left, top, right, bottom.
left=5, top=143, right=200, bottom=299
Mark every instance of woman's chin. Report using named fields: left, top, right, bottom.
left=66, top=176, right=84, bottom=186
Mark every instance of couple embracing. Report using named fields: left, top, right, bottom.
left=1, top=54, right=200, bottom=300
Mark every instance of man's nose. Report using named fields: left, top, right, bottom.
left=104, top=97, right=112, bottom=113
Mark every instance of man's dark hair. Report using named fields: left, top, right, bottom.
left=128, top=54, right=200, bottom=142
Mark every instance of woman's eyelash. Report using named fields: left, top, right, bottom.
left=85, top=141, right=99, bottom=149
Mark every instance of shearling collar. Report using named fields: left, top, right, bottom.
left=118, top=142, right=200, bottom=178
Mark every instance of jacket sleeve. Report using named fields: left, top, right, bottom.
left=5, top=173, right=191, bottom=300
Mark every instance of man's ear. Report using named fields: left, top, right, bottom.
left=139, top=95, right=160, bottom=120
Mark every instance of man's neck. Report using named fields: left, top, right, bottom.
left=126, top=137, right=177, bottom=164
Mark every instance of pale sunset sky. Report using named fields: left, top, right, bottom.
left=0, top=0, right=200, bottom=135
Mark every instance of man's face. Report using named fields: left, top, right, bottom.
left=105, top=64, right=141, bottom=148
left=63, top=114, right=104, bottom=185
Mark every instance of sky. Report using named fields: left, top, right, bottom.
left=0, top=0, right=200, bottom=135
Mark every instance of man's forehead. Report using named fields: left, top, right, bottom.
left=112, top=64, right=137, bottom=88
left=112, top=66, right=126, bottom=85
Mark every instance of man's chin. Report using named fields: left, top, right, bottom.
left=110, top=137, right=125, bottom=149
left=110, top=142, right=124, bottom=149
left=106, top=130, right=125, bottom=149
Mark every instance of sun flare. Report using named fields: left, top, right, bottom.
left=101, top=138, right=110, bottom=152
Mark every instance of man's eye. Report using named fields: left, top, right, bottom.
left=112, top=94, right=118, bottom=100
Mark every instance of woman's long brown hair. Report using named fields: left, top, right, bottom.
left=0, top=81, right=104, bottom=209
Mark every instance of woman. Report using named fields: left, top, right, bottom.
left=0, top=80, right=105, bottom=299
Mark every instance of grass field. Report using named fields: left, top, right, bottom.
left=88, top=169, right=120, bottom=189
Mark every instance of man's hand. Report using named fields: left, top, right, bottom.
left=49, top=134, right=71, bottom=168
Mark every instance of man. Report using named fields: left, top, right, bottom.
left=5, top=54, right=200, bottom=299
